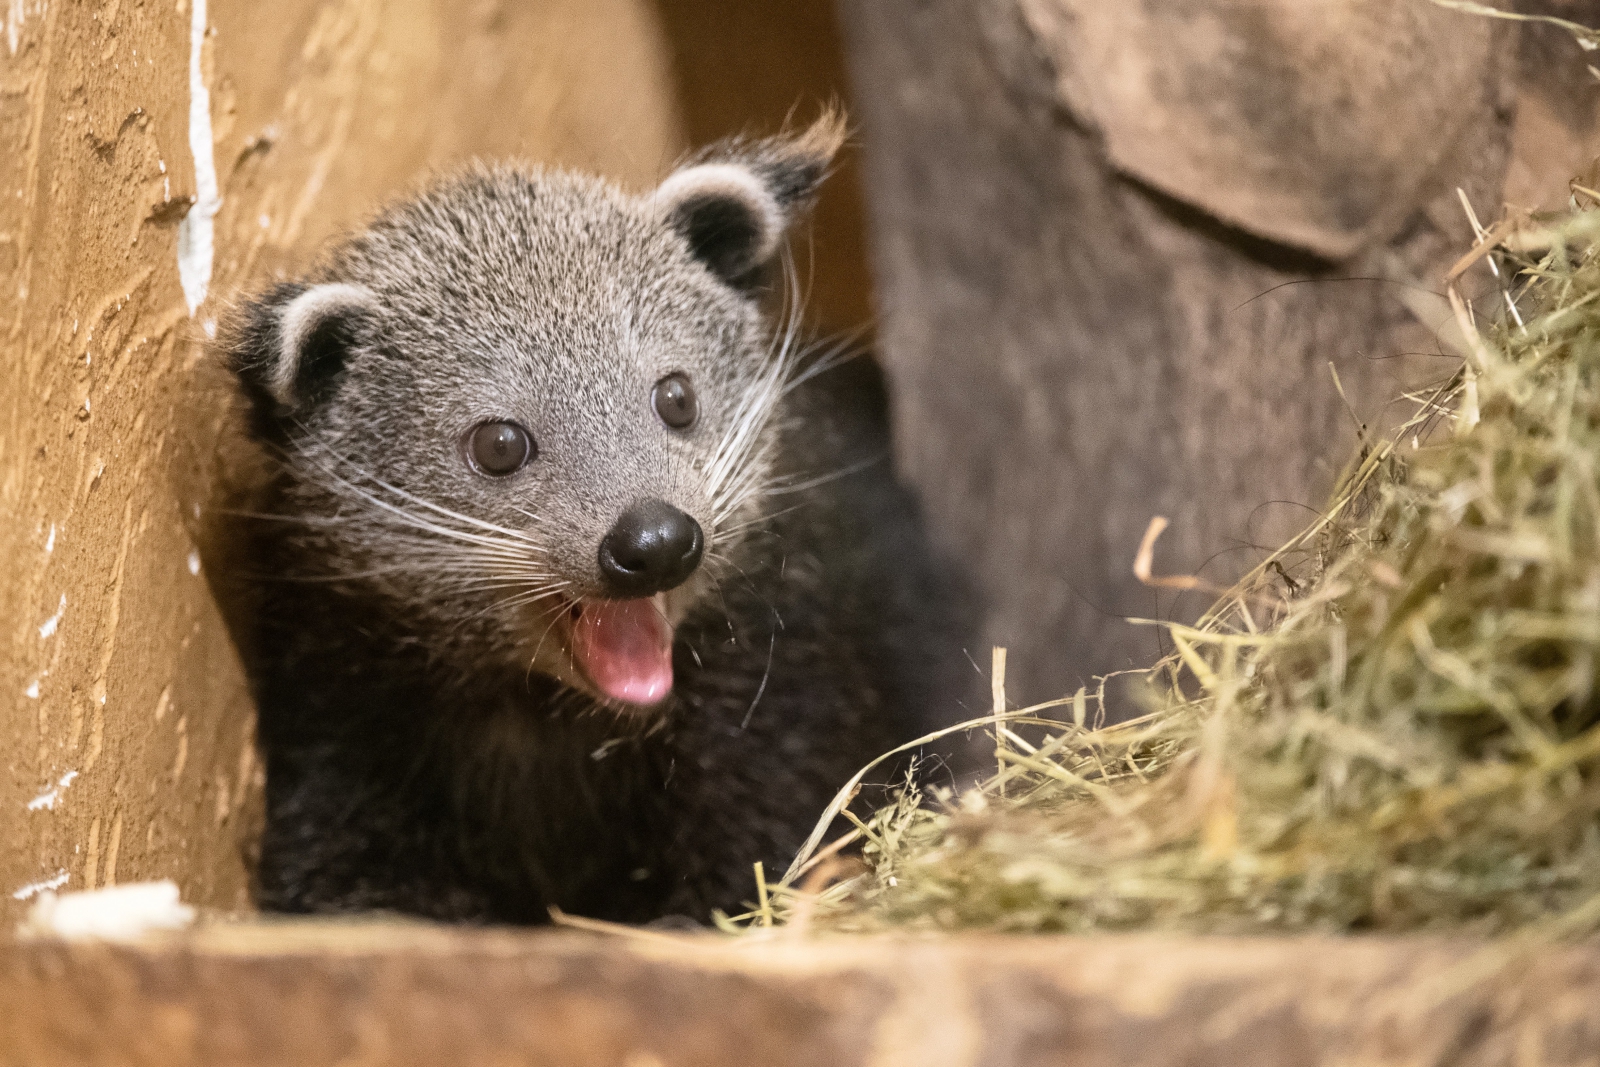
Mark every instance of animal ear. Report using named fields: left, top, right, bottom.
left=227, top=282, right=379, bottom=414
left=653, top=110, right=847, bottom=289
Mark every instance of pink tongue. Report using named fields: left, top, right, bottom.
left=571, top=598, right=674, bottom=705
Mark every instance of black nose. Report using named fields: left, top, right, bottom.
left=598, top=499, right=705, bottom=597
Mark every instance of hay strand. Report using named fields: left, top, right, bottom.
left=770, top=203, right=1600, bottom=938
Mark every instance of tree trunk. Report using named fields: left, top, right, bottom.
left=838, top=0, right=1540, bottom=706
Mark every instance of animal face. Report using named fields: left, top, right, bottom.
left=226, top=117, right=844, bottom=707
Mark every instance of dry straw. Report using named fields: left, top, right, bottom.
left=729, top=193, right=1600, bottom=939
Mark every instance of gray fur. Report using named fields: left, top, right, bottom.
left=242, top=134, right=840, bottom=694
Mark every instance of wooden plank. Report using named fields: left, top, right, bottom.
left=3, top=926, right=1599, bottom=1066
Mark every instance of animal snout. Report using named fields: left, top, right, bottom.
left=598, top=499, right=704, bottom=597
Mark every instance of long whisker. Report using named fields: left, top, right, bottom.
left=703, top=249, right=882, bottom=551
left=528, top=600, right=576, bottom=671
left=248, top=433, right=567, bottom=598
left=453, top=581, right=573, bottom=633
left=227, top=508, right=541, bottom=560
left=703, top=254, right=806, bottom=505
left=709, top=500, right=809, bottom=543
left=763, top=452, right=886, bottom=497
left=780, top=327, right=868, bottom=397
left=308, top=462, right=543, bottom=555
left=294, top=433, right=543, bottom=547
left=274, top=566, right=557, bottom=588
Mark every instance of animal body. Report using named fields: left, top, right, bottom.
left=223, top=116, right=962, bottom=923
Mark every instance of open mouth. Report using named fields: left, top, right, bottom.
left=566, top=593, right=675, bottom=706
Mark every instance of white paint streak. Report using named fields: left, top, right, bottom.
left=38, top=594, right=64, bottom=639
left=26, top=771, right=78, bottom=812
left=44, top=522, right=55, bottom=553
left=12, top=870, right=69, bottom=901
left=24, top=679, right=40, bottom=699
left=186, top=549, right=201, bottom=576
left=3, top=0, right=43, bottom=55
left=6, top=0, right=28, bottom=55
left=175, top=0, right=219, bottom=315
left=20, top=880, right=195, bottom=939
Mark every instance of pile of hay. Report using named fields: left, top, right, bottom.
left=743, top=200, right=1600, bottom=938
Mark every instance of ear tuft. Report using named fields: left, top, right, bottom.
left=654, top=110, right=847, bottom=289
left=227, top=282, right=378, bottom=415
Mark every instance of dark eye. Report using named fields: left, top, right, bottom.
left=465, top=420, right=534, bottom=477
left=652, top=372, right=698, bottom=430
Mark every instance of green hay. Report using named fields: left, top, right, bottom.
left=742, top=202, right=1600, bottom=938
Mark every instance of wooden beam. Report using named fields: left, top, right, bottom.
left=3, top=926, right=1598, bottom=1066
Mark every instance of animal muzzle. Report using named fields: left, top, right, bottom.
left=597, top=498, right=705, bottom=598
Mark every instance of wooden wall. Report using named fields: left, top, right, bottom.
left=0, top=0, right=688, bottom=922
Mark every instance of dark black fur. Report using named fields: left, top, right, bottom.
left=244, top=359, right=955, bottom=922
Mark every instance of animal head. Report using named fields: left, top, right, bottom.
left=225, top=115, right=845, bottom=708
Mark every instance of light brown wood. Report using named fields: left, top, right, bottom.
left=3, top=925, right=1600, bottom=1066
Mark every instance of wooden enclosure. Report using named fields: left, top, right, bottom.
left=6, top=0, right=1600, bottom=1063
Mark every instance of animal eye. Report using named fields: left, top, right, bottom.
left=653, top=372, right=698, bottom=430
left=465, top=420, right=534, bottom=477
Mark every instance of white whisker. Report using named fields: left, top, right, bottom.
left=259, top=432, right=567, bottom=599
left=703, top=255, right=805, bottom=502
left=763, top=453, right=885, bottom=497
left=298, top=440, right=542, bottom=547
left=310, top=464, right=541, bottom=555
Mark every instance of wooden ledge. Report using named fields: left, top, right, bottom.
left=3, top=924, right=1598, bottom=1066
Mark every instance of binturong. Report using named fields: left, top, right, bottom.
left=221, top=114, right=964, bottom=923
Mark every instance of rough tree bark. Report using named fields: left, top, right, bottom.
left=837, top=0, right=1568, bottom=706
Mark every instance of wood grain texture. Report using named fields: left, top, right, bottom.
left=4, top=926, right=1600, bottom=1066
left=0, top=0, right=686, bottom=924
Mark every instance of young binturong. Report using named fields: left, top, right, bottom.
left=222, top=115, right=962, bottom=923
